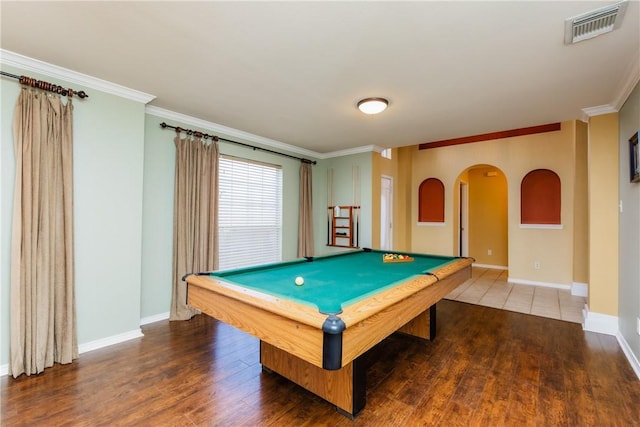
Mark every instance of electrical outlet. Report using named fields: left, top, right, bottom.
left=487, top=249, right=492, bottom=256
left=534, top=261, right=541, bottom=270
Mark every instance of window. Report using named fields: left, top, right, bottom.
left=218, top=156, right=282, bottom=269
left=381, top=148, right=392, bottom=159
left=418, top=178, right=445, bottom=222
left=520, top=169, right=561, bottom=225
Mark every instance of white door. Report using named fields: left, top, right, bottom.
left=381, top=176, right=393, bottom=250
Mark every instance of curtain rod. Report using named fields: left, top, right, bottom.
left=1, top=71, right=89, bottom=99
left=159, top=122, right=316, bottom=165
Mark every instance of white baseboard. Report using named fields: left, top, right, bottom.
left=5, top=312, right=638, bottom=384
left=140, top=311, right=170, bottom=326
left=617, top=331, right=640, bottom=380
left=473, top=263, right=508, bottom=270
left=2, top=328, right=144, bottom=376
left=507, top=277, right=571, bottom=290
left=78, top=328, right=144, bottom=354
left=582, top=304, right=619, bottom=336
left=571, top=282, right=588, bottom=297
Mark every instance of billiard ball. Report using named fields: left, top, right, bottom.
left=295, top=276, right=304, bottom=286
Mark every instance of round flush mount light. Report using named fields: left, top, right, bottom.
left=357, top=97, right=389, bottom=115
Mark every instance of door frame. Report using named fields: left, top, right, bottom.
left=459, top=181, right=469, bottom=257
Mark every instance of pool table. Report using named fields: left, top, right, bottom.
left=185, top=248, right=472, bottom=417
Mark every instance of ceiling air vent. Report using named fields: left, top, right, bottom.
left=564, top=1, right=628, bottom=44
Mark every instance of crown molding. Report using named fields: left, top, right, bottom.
left=580, top=55, right=640, bottom=121
left=146, top=105, right=383, bottom=160
left=1, top=49, right=385, bottom=160
left=612, top=55, right=640, bottom=110
left=322, top=145, right=385, bottom=158
left=146, top=105, right=322, bottom=160
left=0, top=49, right=155, bottom=104
left=581, top=104, right=618, bottom=121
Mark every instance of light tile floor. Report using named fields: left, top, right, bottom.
left=445, top=267, right=586, bottom=324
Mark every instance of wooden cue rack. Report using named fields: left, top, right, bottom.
left=328, top=205, right=360, bottom=248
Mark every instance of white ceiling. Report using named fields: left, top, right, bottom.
left=1, top=1, right=638, bottom=154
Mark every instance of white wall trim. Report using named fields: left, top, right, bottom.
left=473, top=263, right=508, bottom=270
left=2, top=329, right=144, bottom=376
left=146, top=105, right=322, bottom=159
left=519, top=223, right=564, bottom=230
left=2, top=49, right=382, bottom=161
left=571, top=282, right=588, bottom=297
left=140, top=311, right=170, bottom=326
left=508, top=277, right=571, bottom=290
left=581, top=104, right=618, bottom=119
left=582, top=304, right=619, bottom=336
left=146, top=105, right=383, bottom=160
left=5, top=320, right=637, bottom=381
left=612, top=54, right=640, bottom=111
left=417, top=221, right=446, bottom=227
left=1, top=49, right=156, bottom=104
left=78, top=329, right=144, bottom=354
left=617, top=331, right=640, bottom=380
left=323, top=145, right=385, bottom=158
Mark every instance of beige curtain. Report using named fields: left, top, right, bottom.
left=170, top=135, right=219, bottom=320
left=10, top=88, right=78, bottom=378
left=297, top=162, right=314, bottom=258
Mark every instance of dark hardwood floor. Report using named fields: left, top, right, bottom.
left=2, top=300, right=639, bottom=426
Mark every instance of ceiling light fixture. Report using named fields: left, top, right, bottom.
left=357, top=97, right=389, bottom=115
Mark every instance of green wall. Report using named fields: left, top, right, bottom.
left=618, top=80, right=640, bottom=367
left=320, top=152, right=374, bottom=252
left=140, top=112, right=316, bottom=318
left=0, top=62, right=362, bottom=371
left=1, top=64, right=147, bottom=368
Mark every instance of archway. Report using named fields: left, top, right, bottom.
left=454, top=165, right=508, bottom=269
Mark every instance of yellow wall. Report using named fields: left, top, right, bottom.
left=573, top=121, right=589, bottom=285
left=371, top=153, right=382, bottom=249
left=395, top=147, right=413, bottom=251
left=588, top=113, right=619, bottom=315
left=411, top=121, right=576, bottom=284
left=468, top=166, right=508, bottom=266
left=370, top=148, right=413, bottom=251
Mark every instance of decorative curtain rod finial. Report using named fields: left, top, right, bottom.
left=0, top=71, right=89, bottom=98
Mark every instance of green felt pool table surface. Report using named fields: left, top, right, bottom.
left=209, top=249, right=460, bottom=314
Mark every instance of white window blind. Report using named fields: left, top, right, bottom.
left=218, top=156, right=282, bottom=270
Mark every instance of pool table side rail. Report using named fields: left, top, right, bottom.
left=339, top=261, right=472, bottom=365
left=186, top=256, right=472, bottom=331
left=186, top=275, right=329, bottom=367
left=338, top=257, right=473, bottom=327
left=185, top=257, right=473, bottom=370
left=186, top=274, right=327, bottom=329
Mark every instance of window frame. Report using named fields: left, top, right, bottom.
left=218, top=155, right=283, bottom=270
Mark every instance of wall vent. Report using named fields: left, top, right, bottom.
left=564, top=1, right=628, bottom=44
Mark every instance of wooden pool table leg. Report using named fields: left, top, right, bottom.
left=260, top=341, right=366, bottom=417
left=398, top=304, right=437, bottom=340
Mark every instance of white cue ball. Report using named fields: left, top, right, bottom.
left=295, top=276, right=304, bottom=286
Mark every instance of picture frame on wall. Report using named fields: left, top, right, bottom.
left=630, top=131, right=640, bottom=183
